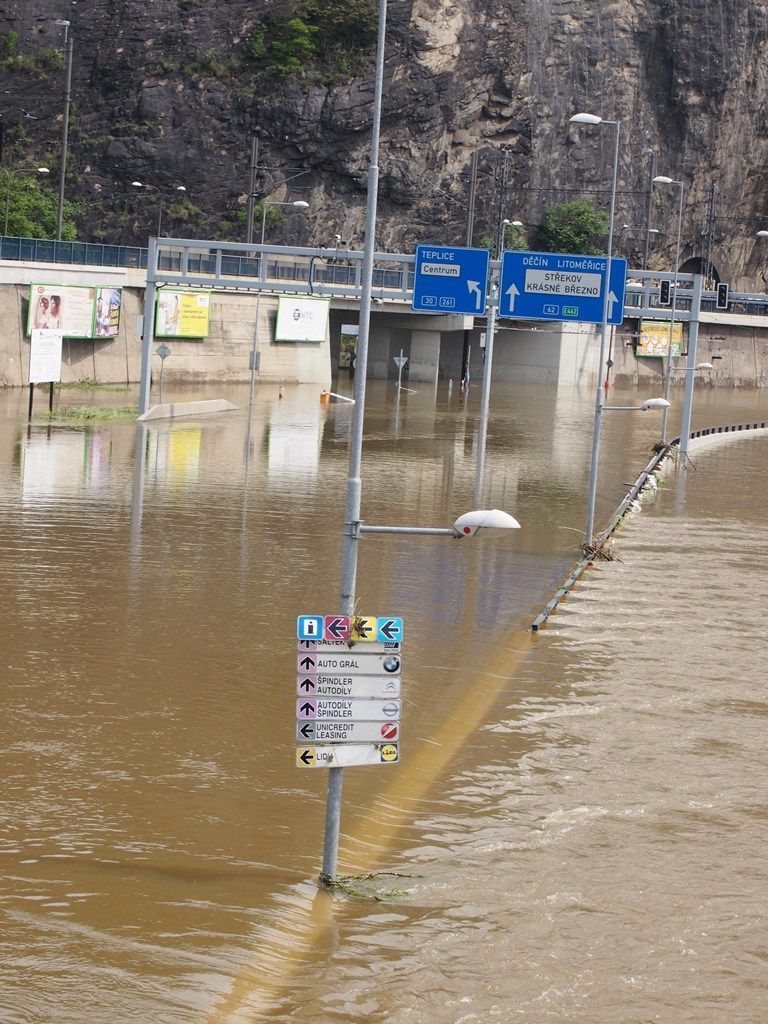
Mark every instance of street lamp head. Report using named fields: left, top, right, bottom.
left=175, top=185, right=187, bottom=192
left=570, top=112, right=603, bottom=125
left=131, top=180, right=143, bottom=188
left=640, top=398, right=671, bottom=410
left=696, top=362, right=714, bottom=370
left=452, top=508, right=521, bottom=538
left=55, top=19, right=70, bottom=26
left=37, top=167, right=50, bottom=174
left=511, top=220, right=523, bottom=227
left=648, top=228, right=660, bottom=234
left=756, top=230, right=768, bottom=238
left=292, top=200, right=310, bottom=209
left=653, top=175, right=677, bottom=185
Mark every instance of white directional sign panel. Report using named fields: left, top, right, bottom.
left=297, top=652, right=402, bottom=676
left=298, top=639, right=401, bottom=655
left=296, top=698, right=401, bottom=721
left=498, top=250, right=627, bottom=325
left=296, top=742, right=400, bottom=768
left=296, top=614, right=404, bottom=766
left=297, top=675, right=401, bottom=698
left=298, top=721, right=400, bottom=743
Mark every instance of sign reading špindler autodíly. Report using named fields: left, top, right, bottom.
left=295, top=614, right=404, bottom=766
left=498, top=250, right=627, bottom=325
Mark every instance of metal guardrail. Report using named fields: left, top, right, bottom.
left=3, top=233, right=768, bottom=317
left=530, top=419, right=768, bottom=632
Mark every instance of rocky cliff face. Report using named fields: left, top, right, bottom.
left=1, top=0, right=767, bottom=286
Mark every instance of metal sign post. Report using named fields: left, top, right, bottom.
left=155, top=343, right=171, bottom=405
left=393, top=349, right=408, bottom=391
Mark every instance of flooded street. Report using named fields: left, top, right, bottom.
left=0, top=380, right=766, bottom=1022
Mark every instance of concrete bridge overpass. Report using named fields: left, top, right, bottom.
left=1, top=236, right=767, bottom=391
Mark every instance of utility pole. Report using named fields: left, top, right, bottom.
left=245, top=137, right=259, bottom=245
left=642, top=150, right=656, bottom=270
left=495, top=148, right=510, bottom=257
left=704, top=183, right=716, bottom=286
left=465, top=150, right=478, bottom=247
left=56, top=28, right=73, bottom=241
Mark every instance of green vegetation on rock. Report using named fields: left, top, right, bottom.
left=538, top=199, right=608, bottom=256
left=247, top=0, right=377, bottom=81
left=0, top=170, right=79, bottom=240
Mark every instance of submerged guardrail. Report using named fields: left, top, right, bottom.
left=531, top=420, right=768, bottom=632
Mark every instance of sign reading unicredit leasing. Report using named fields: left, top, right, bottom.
left=498, top=250, right=627, bottom=325
left=275, top=296, right=330, bottom=342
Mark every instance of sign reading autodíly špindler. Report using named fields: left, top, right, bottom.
left=295, top=615, right=404, bottom=768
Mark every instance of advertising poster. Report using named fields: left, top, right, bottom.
left=29, top=329, right=63, bottom=384
left=275, top=296, right=330, bottom=343
left=155, top=290, right=211, bottom=338
left=28, top=284, right=98, bottom=339
left=638, top=320, right=683, bottom=357
left=95, top=288, right=122, bottom=337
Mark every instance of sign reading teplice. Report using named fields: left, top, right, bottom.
left=295, top=615, right=404, bottom=768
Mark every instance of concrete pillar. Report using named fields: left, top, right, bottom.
left=409, top=329, right=441, bottom=383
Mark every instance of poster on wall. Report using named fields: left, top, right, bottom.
left=155, top=290, right=211, bottom=338
left=28, top=284, right=98, bottom=339
left=95, top=288, right=122, bottom=337
left=29, top=329, right=63, bottom=384
left=275, top=296, right=330, bottom=343
left=637, top=320, right=683, bottom=357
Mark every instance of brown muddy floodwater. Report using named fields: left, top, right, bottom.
left=0, top=379, right=766, bottom=1023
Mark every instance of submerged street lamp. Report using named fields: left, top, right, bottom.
left=652, top=175, right=684, bottom=442
left=355, top=508, right=521, bottom=538
left=569, top=111, right=621, bottom=545
left=602, top=397, right=670, bottom=412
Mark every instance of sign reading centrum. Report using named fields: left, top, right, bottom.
left=498, top=250, right=627, bottom=325
left=412, top=245, right=489, bottom=315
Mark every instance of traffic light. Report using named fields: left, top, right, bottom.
left=716, top=283, right=729, bottom=309
left=659, top=280, right=671, bottom=306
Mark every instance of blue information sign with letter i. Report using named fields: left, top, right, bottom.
left=297, top=615, right=324, bottom=641
left=498, top=250, right=627, bottom=325
left=412, top=244, right=490, bottom=315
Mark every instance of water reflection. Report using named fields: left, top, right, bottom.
left=19, top=427, right=112, bottom=501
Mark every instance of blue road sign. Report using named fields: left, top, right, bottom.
left=297, top=615, right=324, bottom=641
left=376, top=617, right=403, bottom=644
left=412, top=245, right=490, bottom=315
left=498, top=250, right=627, bottom=325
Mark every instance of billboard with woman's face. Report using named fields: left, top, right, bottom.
left=27, top=284, right=123, bottom=339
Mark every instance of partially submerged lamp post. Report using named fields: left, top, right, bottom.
left=569, top=112, right=621, bottom=546
left=652, top=175, right=684, bottom=442
left=320, top=0, right=522, bottom=883
left=247, top=199, right=310, bottom=409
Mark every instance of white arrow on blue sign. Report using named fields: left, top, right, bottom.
left=498, top=250, right=628, bottom=326
left=412, top=245, right=490, bottom=315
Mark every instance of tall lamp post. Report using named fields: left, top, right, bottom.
left=4, top=166, right=50, bottom=234
left=652, top=175, right=684, bottom=442
left=569, top=112, right=620, bottom=545
left=247, top=198, right=310, bottom=408
left=132, top=181, right=187, bottom=237
left=55, top=20, right=73, bottom=241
